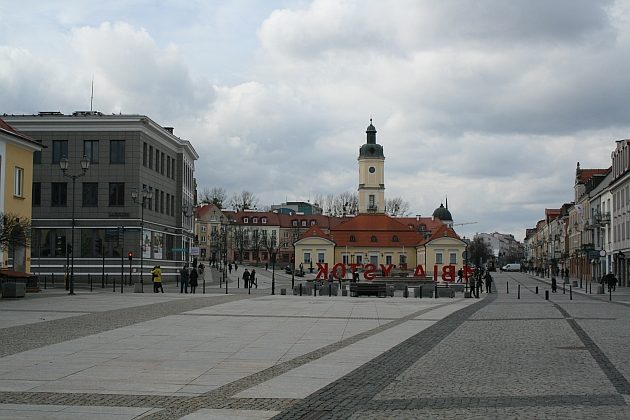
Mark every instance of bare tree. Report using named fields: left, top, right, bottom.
left=230, top=190, right=259, bottom=212
left=385, top=197, right=410, bottom=217
left=199, top=187, right=228, bottom=209
left=0, top=213, right=31, bottom=251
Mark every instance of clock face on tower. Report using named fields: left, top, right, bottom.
left=369, top=166, right=376, bottom=173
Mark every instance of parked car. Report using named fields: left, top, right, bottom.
left=501, top=263, right=521, bottom=272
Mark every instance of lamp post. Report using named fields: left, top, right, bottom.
left=59, top=155, right=90, bottom=295
left=131, top=187, right=153, bottom=292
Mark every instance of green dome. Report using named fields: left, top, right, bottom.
left=432, top=203, right=453, bottom=221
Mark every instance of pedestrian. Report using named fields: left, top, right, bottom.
left=457, top=268, right=463, bottom=283
left=198, top=262, right=204, bottom=275
left=484, top=271, right=493, bottom=293
left=476, top=273, right=483, bottom=297
left=608, top=273, right=617, bottom=292
left=243, top=268, right=250, bottom=288
left=180, top=263, right=189, bottom=294
left=189, top=267, right=198, bottom=294
left=152, top=265, right=163, bottom=293
left=265, top=263, right=268, bottom=270
left=228, top=263, right=232, bottom=274
left=234, top=262, right=238, bottom=272
left=551, top=276, right=557, bottom=293
left=251, top=269, right=257, bottom=288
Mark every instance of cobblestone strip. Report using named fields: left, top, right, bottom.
left=0, top=392, right=187, bottom=407
left=361, top=393, right=626, bottom=410
left=553, top=303, right=630, bottom=395
left=181, top=313, right=405, bottom=321
left=139, top=301, right=461, bottom=420
left=271, top=294, right=497, bottom=420
left=0, top=294, right=250, bottom=357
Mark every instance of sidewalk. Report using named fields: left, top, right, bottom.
left=527, top=272, right=630, bottom=303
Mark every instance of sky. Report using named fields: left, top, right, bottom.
left=2, top=0, right=630, bottom=241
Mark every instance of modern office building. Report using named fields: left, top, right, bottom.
left=3, top=111, right=198, bottom=283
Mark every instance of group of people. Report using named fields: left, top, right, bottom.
left=242, top=268, right=257, bottom=288
left=179, top=263, right=201, bottom=294
left=467, top=267, right=493, bottom=298
left=602, top=272, right=618, bottom=292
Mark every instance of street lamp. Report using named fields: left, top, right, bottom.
left=59, top=155, right=90, bottom=295
left=131, top=187, right=153, bottom=292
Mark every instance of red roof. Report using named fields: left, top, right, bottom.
left=298, top=225, right=334, bottom=243
left=420, top=224, right=462, bottom=245
left=0, top=117, right=43, bottom=147
left=577, top=168, right=609, bottom=184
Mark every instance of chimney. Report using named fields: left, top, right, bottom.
left=163, top=127, right=174, bottom=134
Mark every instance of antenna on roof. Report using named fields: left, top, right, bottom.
left=90, top=75, right=94, bottom=112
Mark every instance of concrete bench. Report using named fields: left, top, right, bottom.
left=349, top=283, right=387, bottom=298
left=1, top=282, right=26, bottom=298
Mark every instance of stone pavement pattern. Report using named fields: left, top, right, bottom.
left=0, top=269, right=629, bottom=419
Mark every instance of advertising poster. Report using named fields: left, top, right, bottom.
left=153, top=232, right=163, bottom=259
left=142, top=229, right=151, bottom=259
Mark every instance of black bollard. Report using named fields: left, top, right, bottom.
left=238, top=276, right=240, bottom=288
left=89, top=274, right=92, bottom=292
left=52, top=273, right=55, bottom=287
left=518, top=284, right=520, bottom=299
left=563, top=283, right=565, bottom=294
left=404, top=287, right=408, bottom=298
left=225, top=274, right=228, bottom=294
left=589, top=281, right=592, bottom=294
left=570, top=285, right=573, bottom=300
left=545, top=290, right=549, bottom=300
left=329, top=283, right=332, bottom=297
left=535, top=286, right=538, bottom=294
left=203, top=277, right=206, bottom=294
left=434, top=283, right=438, bottom=299
left=299, top=283, right=302, bottom=296
left=609, top=286, right=612, bottom=301
left=112, top=274, right=116, bottom=292
left=44, top=275, right=47, bottom=289
left=507, top=282, right=509, bottom=294
left=419, top=286, right=422, bottom=299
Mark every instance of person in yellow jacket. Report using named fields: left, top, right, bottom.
left=152, top=265, right=163, bottom=293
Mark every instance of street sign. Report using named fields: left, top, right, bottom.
left=190, top=247, right=200, bottom=256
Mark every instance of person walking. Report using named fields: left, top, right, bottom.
left=484, top=271, right=493, bottom=293
left=152, top=265, right=163, bottom=293
left=180, top=264, right=189, bottom=294
left=457, top=268, right=463, bottom=283
left=189, top=267, right=198, bottom=294
left=243, top=268, right=250, bottom=288
left=234, top=262, right=238, bottom=272
left=228, top=263, right=232, bottom=274
left=608, top=273, right=618, bottom=292
left=476, top=272, right=483, bottom=298
left=251, top=269, right=257, bottom=288
left=551, top=276, right=557, bottom=293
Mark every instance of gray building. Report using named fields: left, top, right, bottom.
left=3, top=111, right=198, bottom=284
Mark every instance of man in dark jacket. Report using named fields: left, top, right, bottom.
left=180, top=264, right=189, bottom=293
left=243, top=269, right=250, bottom=288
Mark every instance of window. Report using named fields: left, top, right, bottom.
left=436, top=252, right=443, bottom=264
left=109, top=182, right=125, bottom=206
left=392, top=235, right=399, bottom=242
left=386, top=255, right=392, bottom=265
left=349, top=235, right=356, bottom=242
left=369, top=194, right=375, bottom=208
left=253, top=217, right=258, bottom=224
left=304, top=252, right=311, bottom=263
left=301, top=220, right=307, bottom=227
left=84, top=140, right=99, bottom=163
left=166, top=155, right=170, bottom=177
left=318, top=252, right=325, bottom=263
left=14, top=167, right=24, bottom=197
left=262, top=217, right=267, bottom=224
left=82, top=182, right=98, bottom=207
left=33, top=182, right=41, bottom=206
left=149, top=146, right=153, bottom=169
left=160, top=191, right=164, bottom=214
left=166, top=194, right=170, bottom=216
left=450, top=252, right=457, bottom=264
left=244, top=217, right=249, bottom=223
left=292, top=220, right=298, bottom=226
left=371, top=235, right=378, bottom=242
left=155, top=149, right=160, bottom=172
left=171, top=197, right=174, bottom=216
left=33, top=150, right=42, bottom=164
left=143, top=143, right=148, bottom=167
left=310, top=220, right=316, bottom=226
left=154, top=189, right=160, bottom=212
left=52, top=140, right=67, bottom=164
left=110, top=140, right=125, bottom=164
left=160, top=152, right=165, bottom=175
left=51, top=182, right=67, bottom=206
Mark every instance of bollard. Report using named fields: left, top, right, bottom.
left=419, top=285, right=422, bottom=299
left=507, top=282, right=509, bottom=294
left=329, top=283, right=332, bottom=297
left=535, top=286, right=538, bottom=294
left=404, top=287, right=408, bottom=298
left=563, top=283, right=565, bottom=294
left=238, top=276, right=240, bottom=288
left=545, top=290, right=549, bottom=300
left=589, top=281, right=592, bottom=294
left=299, top=283, right=303, bottom=296
left=102, top=274, right=105, bottom=289
left=434, top=283, right=438, bottom=299
left=610, top=286, right=612, bottom=301
left=203, top=277, right=206, bottom=294
left=225, top=275, right=228, bottom=295
left=52, top=273, right=55, bottom=287
left=89, top=274, right=92, bottom=292
left=112, top=274, right=116, bottom=292
left=44, top=275, right=47, bottom=289
left=248, top=281, right=251, bottom=295
left=518, top=284, right=520, bottom=299
left=570, top=285, right=573, bottom=300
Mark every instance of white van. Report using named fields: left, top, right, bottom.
left=501, top=263, right=521, bottom=272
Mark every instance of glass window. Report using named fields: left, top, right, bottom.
left=108, top=182, right=125, bottom=206
left=304, top=252, right=311, bottom=263
left=436, top=252, right=443, bottom=264
left=52, top=140, right=67, bottom=164
left=450, top=252, right=457, bottom=264
left=318, top=252, right=325, bottom=263
left=155, top=149, right=160, bottom=172
left=32, top=182, right=41, bottom=206
left=109, top=140, right=125, bottom=164
left=148, top=145, right=153, bottom=169
left=33, top=150, right=42, bottom=164
left=253, top=217, right=258, bottom=223
left=262, top=217, right=267, bottom=224
left=160, top=152, right=165, bottom=175
left=166, top=155, right=170, bottom=177
left=386, top=255, right=392, bottom=265
left=51, top=182, right=67, bottom=206
left=143, top=143, right=148, bottom=167
left=154, top=189, right=159, bottom=212
left=14, top=167, right=24, bottom=197
left=301, top=220, right=307, bottom=227
left=244, top=217, right=249, bottom=223
left=160, top=191, right=164, bottom=213
left=166, top=194, right=170, bottom=216
left=84, top=140, right=99, bottom=163
left=371, top=235, right=377, bottom=242
left=369, top=194, right=375, bottom=208
left=82, top=182, right=98, bottom=207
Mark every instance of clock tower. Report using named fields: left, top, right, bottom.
left=358, top=119, right=385, bottom=214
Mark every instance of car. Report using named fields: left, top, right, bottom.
left=501, top=263, right=521, bottom=272
left=284, top=265, right=293, bottom=274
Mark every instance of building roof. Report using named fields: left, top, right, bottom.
left=420, top=224, right=462, bottom=245
left=575, top=161, right=609, bottom=184
left=0, top=117, right=44, bottom=149
left=432, top=203, right=453, bottom=221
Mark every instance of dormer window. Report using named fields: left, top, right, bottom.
left=392, top=235, right=399, bottom=242
left=292, top=220, right=298, bottom=227
left=243, top=217, right=249, bottom=224
left=349, top=235, right=356, bottom=242
left=301, top=220, right=307, bottom=227
left=371, top=235, right=378, bottom=242
left=310, top=220, right=316, bottom=226
left=253, top=217, right=258, bottom=224
left=262, top=217, right=267, bottom=224
left=419, top=224, right=426, bottom=231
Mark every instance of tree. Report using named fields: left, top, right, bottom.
left=0, top=213, right=31, bottom=252
left=313, top=192, right=358, bottom=216
left=230, top=190, right=259, bottom=212
left=468, top=237, right=493, bottom=267
left=385, top=197, right=410, bottom=217
left=199, top=187, right=227, bottom=209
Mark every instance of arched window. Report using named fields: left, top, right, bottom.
left=349, top=235, right=356, bottom=242
left=371, top=235, right=378, bottom=242
left=392, top=235, right=399, bottom=242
